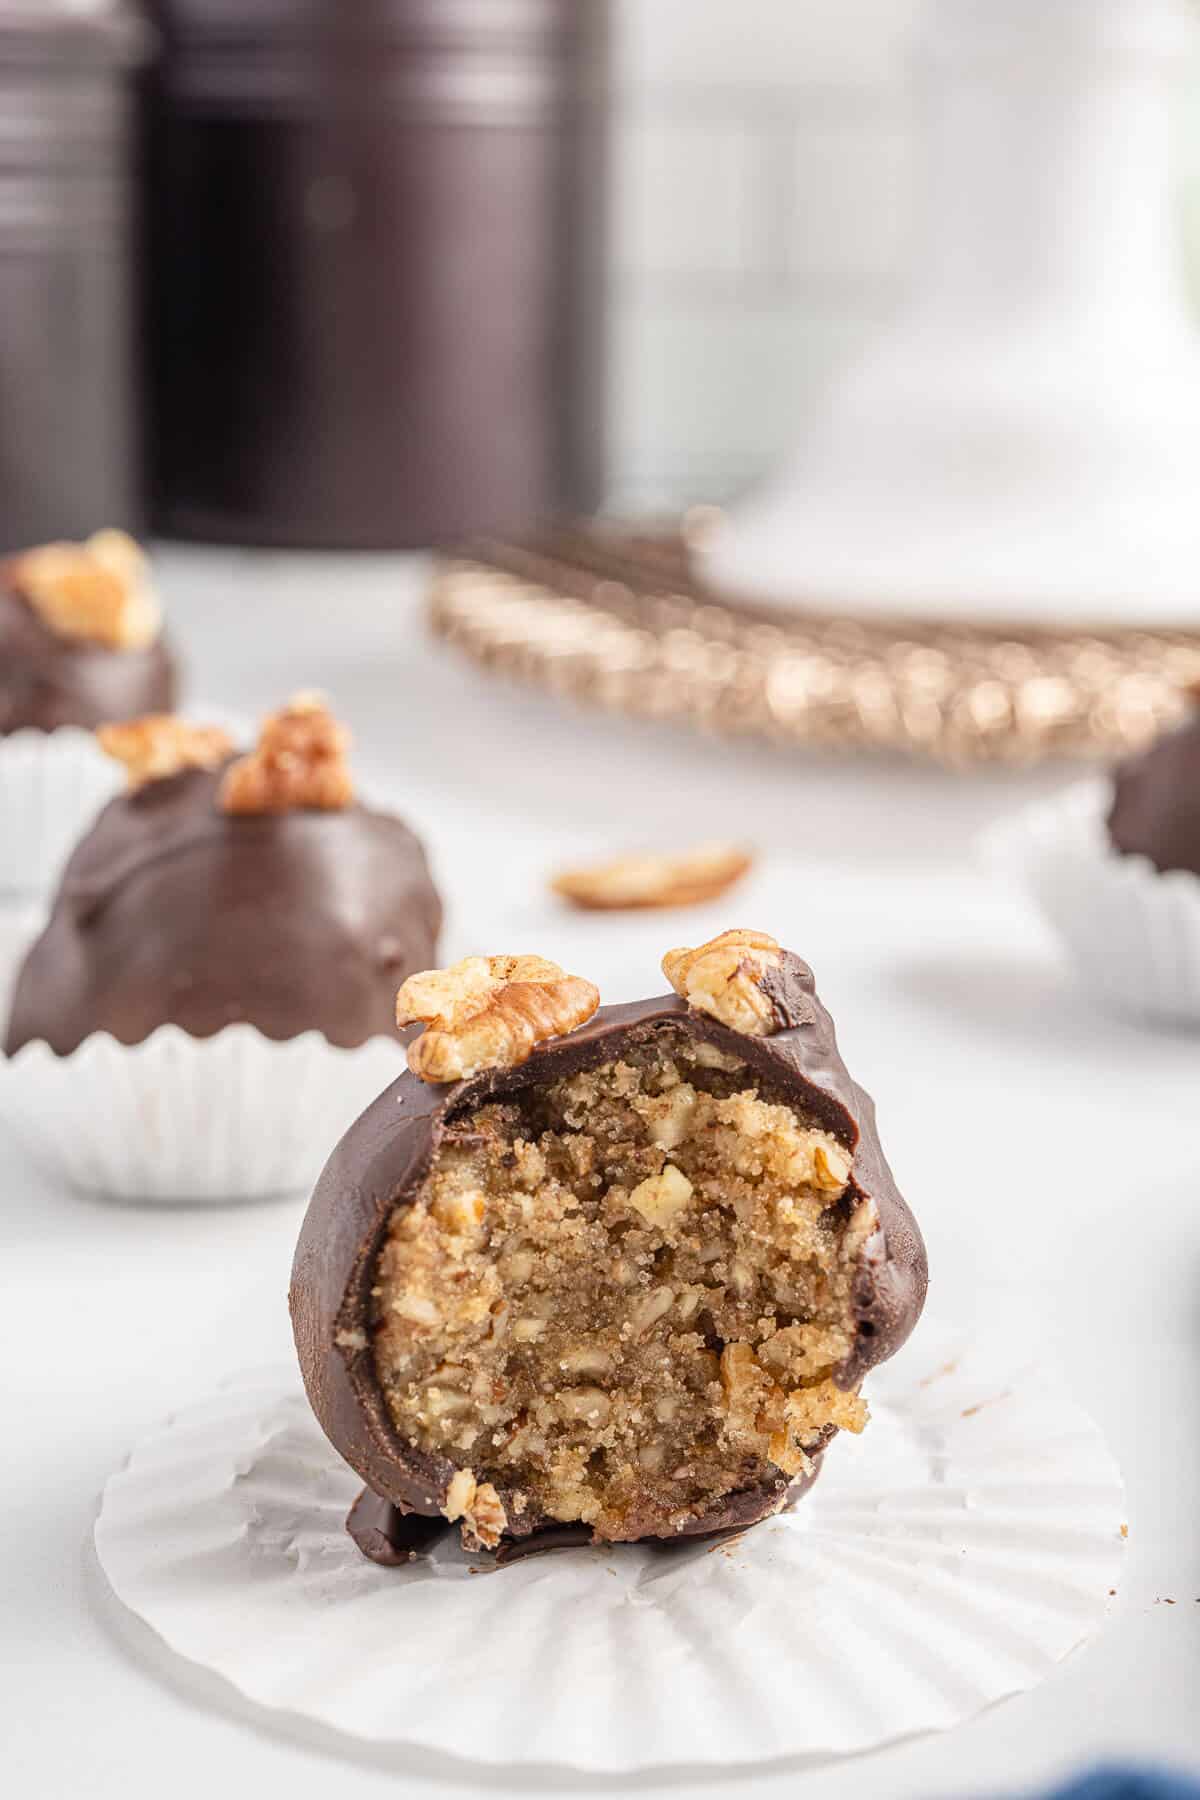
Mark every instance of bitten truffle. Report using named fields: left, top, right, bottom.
left=5, top=698, right=442, bottom=1053
left=0, top=531, right=176, bottom=733
left=290, top=932, right=927, bottom=1563
left=1108, top=704, right=1200, bottom=877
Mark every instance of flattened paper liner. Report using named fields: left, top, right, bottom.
left=93, top=1321, right=1124, bottom=1772
left=0, top=1025, right=405, bottom=1203
left=984, top=781, right=1200, bottom=1028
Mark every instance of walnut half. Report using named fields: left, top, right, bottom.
left=662, top=928, right=783, bottom=1036
left=98, top=715, right=234, bottom=790
left=218, top=692, right=353, bottom=815
left=12, top=529, right=160, bottom=650
left=550, top=842, right=753, bottom=911
left=396, top=954, right=600, bottom=1083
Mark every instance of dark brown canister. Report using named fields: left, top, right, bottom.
left=144, top=0, right=609, bottom=549
left=0, top=5, right=145, bottom=552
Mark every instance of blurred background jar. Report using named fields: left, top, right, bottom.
left=0, top=2, right=145, bottom=552
left=143, top=0, right=610, bottom=549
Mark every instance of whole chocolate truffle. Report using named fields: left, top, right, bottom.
left=1108, top=707, right=1200, bottom=877
left=291, top=935, right=927, bottom=1562
left=0, top=535, right=176, bottom=733
left=5, top=702, right=442, bottom=1054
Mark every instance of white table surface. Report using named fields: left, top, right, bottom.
left=3, top=548, right=1198, bottom=1800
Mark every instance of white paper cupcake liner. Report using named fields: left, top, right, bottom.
left=984, top=781, right=1200, bottom=1027
left=91, top=1321, right=1124, bottom=1773
left=0, top=727, right=122, bottom=897
left=0, top=1024, right=404, bottom=1203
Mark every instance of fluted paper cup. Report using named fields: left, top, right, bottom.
left=91, top=1321, right=1124, bottom=1773
left=0, top=1025, right=405, bottom=1203
left=0, top=727, right=122, bottom=897
left=984, top=781, right=1200, bottom=1027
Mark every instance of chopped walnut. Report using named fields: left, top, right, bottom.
left=396, top=954, right=600, bottom=1083
left=97, top=715, right=234, bottom=790
left=218, top=692, right=353, bottom=815
left=550, top=842, right=753, bottom=911
left=720, top=1342, right=779, bottom=1442
left=441, top=1467, right=507, bottom=1549
left=12, top=529, right=160, bottom=650
left=813, top=1139, right=853, bottom=1191
left=722, top=1342, right=867, bottom=1478
left=628, top=1163, right=693, bottom=1228
left=662, top=928, right=783, bottom=1035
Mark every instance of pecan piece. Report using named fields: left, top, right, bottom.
left=396, top=954, right=600, bottom=1083
left=218, top=691, right=353, bottom=815
left=97, top=715, right=234, bottom=790
left=662, top=928, right=783, bottom=1035
left=550, top=842, right=753, bottom=911
left=12, top=529, right=160, bottom=650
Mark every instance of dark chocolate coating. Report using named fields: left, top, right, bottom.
left=0, top=574, right=176, bottom=734
left=1108, top=710, right=1200, bottom=877
left=5, top=762, right=442, bottom=1053
left=346, top=1490, right=450, bottom=1566
left=349, top=1461, right=826, bottom=1566
left=291, top=962, right=928, bottom=1563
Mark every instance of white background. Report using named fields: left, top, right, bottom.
left=2, top=551, right=1197, bottom=1797
left=607, top=0, right=1200, bottom=510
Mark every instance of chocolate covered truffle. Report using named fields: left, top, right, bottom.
left=1108, top=704, right=1200, bottom=877
left=5, top=696, right=442, bottom=1054
left=291, top=931, right=927, bottom=1562
left=0, top=531, right=176, bottom=733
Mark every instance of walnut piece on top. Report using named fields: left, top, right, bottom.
left=218, top=691, right=353, bottom=815
left=662, top=928, right=783, bottom=1036
left=98, top=715, right=234, bottom=790
left=12, top=529, right=160, bottom=651
left=396, top=954, right=600, bottom=1083
left=550, top=841, right=753, bottom=911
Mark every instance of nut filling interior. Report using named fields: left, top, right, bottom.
left=369, top=1028, right=878, bottom=1546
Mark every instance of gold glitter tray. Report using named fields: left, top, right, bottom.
left=428, top=523, right=1200, bottom=766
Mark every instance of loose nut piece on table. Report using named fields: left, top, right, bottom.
left=219, top=691, right=354, bottom=815
left=663, top=928, right=785, bottom=1036
left=396, top=954, right=601, bottom=1082
left=12, top=529, right=161, bottom=650
left=550, top=842, right=753, bottom=911
left=98, top=716, right=234, bottom=790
